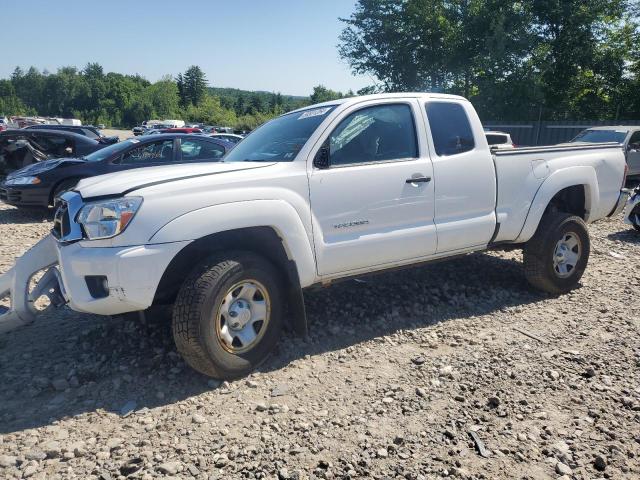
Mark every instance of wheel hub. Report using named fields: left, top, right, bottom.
left=215, top=280, right=271, bottom=354
left=553, top=232, right=581, bottom=278
left=228, top=299, right=251, bottom=330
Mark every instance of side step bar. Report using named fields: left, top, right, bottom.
left=0, top=235, right=66, bottom=333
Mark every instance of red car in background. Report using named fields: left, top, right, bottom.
left=159, top=128, right=202, bottom=134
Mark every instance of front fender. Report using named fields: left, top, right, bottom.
left=516, top=166, right=598, bottom=243
left=149, top=200, right=317, bottom=287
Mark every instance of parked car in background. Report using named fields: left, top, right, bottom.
left=571, top=126, right=640, bottom=177
left=485, top=130, right=515, bottom=149
left=26, top=124, right=119, bottom=145
left=97, top=124, right=106, bottom=129
left=0, top=129, right=104, bottom=178
left=209, top=133, right=244, bottom=144
left=0, top=134, right=234, bottom=208
left=0, top=116, right=9, bottom=132
left=142, top=124, right=172, bottom=135
left=132, top=126, right=145, bottom=136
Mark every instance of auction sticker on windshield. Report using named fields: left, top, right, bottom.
left=298, top=107, right=331, bottom=120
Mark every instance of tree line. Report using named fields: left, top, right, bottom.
left=0, top=64, right=349, bottom=130
left=339, top=0, right=640, bottom=121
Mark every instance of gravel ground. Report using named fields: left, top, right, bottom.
left=102, top=129, right=134, bottom=141
left=0, top=204, right=638, bottom=480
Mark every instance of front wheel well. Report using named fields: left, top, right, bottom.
left=545, top=185, right=586, bottom=219
left=152, top=227, right=307, bottom=335
left=49, top=177, right=82, bottom=205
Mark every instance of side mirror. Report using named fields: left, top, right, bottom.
left=313, top=145, right=330, bottom=169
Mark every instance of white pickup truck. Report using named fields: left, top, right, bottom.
left=0, top=93, right=629, bottom=379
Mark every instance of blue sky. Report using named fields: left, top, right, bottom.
left=1, top=0, right=373, bottom=96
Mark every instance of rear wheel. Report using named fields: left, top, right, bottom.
left=523, top=212, right=590, bottom=294
left=172, top=252, right=283, bottom=379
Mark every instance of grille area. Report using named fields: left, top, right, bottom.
left=0, top=188, right=22, bottom=203
left=51, top=191, right=84, bottom=243
left=52, top=201, right=70, bottom=239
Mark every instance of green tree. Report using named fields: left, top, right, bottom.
left=339, top=0, right=638, bottom=120
left=181, top=65, right=208, bottom=107
left=310, top=85, right=344, bottom=103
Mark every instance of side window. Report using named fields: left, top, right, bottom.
left=329, top=104, right=418, bottom=166
left=425, top=102, right=475, bottom=156
left=120, top=139, right=174, bottom=164
left=81, top=128, right=99, bottom=139
left=180, top=139, right=225, bottom=161
left=31, top=134, right=74, bottom=156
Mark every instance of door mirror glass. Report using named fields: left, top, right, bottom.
left=313, top=144, right=330, bottom=169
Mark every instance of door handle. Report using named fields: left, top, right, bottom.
left=406, top=176, right=431, bottom=184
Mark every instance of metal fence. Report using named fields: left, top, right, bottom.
left=482, top=120, right=640, bottom=146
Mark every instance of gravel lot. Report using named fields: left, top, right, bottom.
left=0, top=204, right=638, bottom=480
left=102, top=129, right=134, bottom=141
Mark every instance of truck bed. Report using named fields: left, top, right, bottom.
left=491, top=142, right=626, bottom=243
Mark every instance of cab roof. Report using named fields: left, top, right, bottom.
left=289, top=92, right=468, bottom=114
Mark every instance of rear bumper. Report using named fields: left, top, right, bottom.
left=623, top=188, right=639, bottom=225
left=56, top=240, right=190, bottom=315
left=0, top=184, right=51, bottom=207
left=608, top=188, right=632, bottom=217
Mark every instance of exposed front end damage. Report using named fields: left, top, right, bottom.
left=0, top=235, right=66, bottom=333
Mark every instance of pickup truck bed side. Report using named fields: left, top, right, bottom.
left=492, top=143, right=624, bottom=243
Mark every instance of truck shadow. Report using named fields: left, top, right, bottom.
left=0, top=206, right=53, bottom=225
left=607, top=228, right=640, bottom=244
left=0, top=251, right=547, bottom=434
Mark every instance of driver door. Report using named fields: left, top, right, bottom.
left=309, top=100, right=437, bottom=276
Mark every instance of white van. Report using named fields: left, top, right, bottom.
left=163, top=119, right=185, bottom=128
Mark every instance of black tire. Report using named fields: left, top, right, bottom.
left=523, top=212, right=590, bottom=294
left=631, top=206, right=640, bottom=232
left=172, top=252, right=284, bottom=379
left=51, top=178, right=79, bottom=204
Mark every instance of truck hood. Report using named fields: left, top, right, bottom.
left=76, top=161, right=276, bottom=198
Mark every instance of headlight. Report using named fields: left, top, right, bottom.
left=77, top=197, right=143, bottom=240
left=4, top=176, right=41, bottom=185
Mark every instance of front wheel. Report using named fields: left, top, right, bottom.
left=172, top=252, right=284, bottom=379
left=523, top=212, right=590, bottom=294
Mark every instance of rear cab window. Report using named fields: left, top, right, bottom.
left=425, top=102, right=475, bottom=156
left=486, top=134, right=509, bottom=145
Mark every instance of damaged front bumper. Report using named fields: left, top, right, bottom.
left=0, top=233, right=189, bottom=333
left=0, top=235, right=66, bottom=333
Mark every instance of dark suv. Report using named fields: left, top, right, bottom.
left=0, top=129, right=104, bottom=178
left=26, top=124, right=119, bottom=144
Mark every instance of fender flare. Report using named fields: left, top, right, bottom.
left=516, top=166, right=598, bottom=243
left=149, top=199, right=317, bottom=288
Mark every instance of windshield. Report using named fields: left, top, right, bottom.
left=223, top=106, right=337, bottom=162
left=83, top=138, right=140, bottom=162
left=571, top=129, right=628, bottom=144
